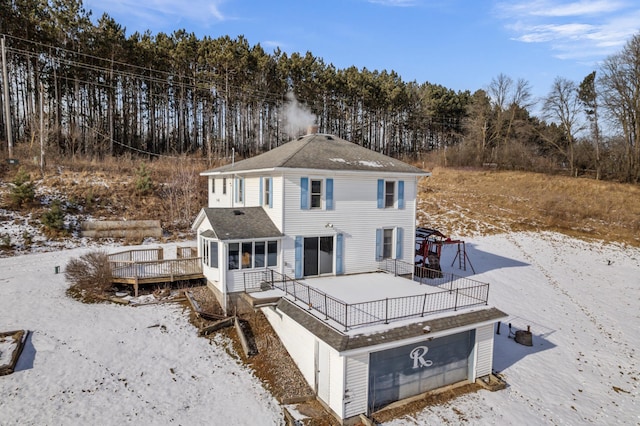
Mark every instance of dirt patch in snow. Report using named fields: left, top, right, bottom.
left=184, top=287, right=338, bottom=425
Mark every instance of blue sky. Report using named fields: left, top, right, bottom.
left=82, top=0, right=640, bottom=101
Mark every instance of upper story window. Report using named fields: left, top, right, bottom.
left=377, top=179, right=405, bottom=209
left=310, top=179, right=322, bottom=208
left=385, top=181, right=395, bottom=207
left=235, top=177, right=244, bottom=203
left=211, top=178, right=216, bottom=194
left=264, top=178, right=271, bottom=206
left=223, top=178, right=227, bottom=195
left=261, top=177, right=273, bottom=208
left=301, top=177, right=334, bottom=210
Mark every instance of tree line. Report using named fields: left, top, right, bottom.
left=1, top=0, right=639, bottom=183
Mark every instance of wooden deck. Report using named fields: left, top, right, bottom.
left=108, top=247, right=204, bottom=296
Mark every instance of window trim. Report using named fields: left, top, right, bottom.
left=228, top=240, right=278, bottom=271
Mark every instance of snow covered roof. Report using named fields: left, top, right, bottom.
left=201, top=133, right=430, bottom=176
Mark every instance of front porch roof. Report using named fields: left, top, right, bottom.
left=199, top=207, right=283, bottom=241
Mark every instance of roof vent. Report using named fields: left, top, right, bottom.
left=233, top=210, right=245, bottom=216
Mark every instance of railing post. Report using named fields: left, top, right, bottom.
left=270, top=269, right=274, bottom=289
left=344, top=303, right=348, bottom=332
left=307, top=286, right=312, bottom=309
left=421, top=293, right=428, bottom=317
left=385, top=298, right=389, bottom=324
left=324, top=294, right=328, bottom=320
left=454, top=288, right=459, bottom=311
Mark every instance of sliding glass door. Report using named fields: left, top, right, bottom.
left=303, top=236, right=333, bottom=276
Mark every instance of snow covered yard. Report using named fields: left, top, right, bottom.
left=0, top=232, right=638, bottom=425
left=0, top=247, right=283, bottom=425
left=386, top=232, right=640, bottom=425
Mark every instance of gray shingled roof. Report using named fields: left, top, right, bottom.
left=201, top=207, right=283, bottom=241
left=276, top=299, right=507, bottom=352
left=202, top=134, right=428, bottom=175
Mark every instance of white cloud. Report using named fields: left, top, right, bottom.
left=496, top=1, right=640, bottom=61
left=85, top=0, right=229, bottom=33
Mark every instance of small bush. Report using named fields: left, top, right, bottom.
left=65, top=251, right=113, bottom=302
left=9, top=167, right=35, bottom=207
left=134, top=162, right=153, bottom=195
left=0, top=233, right=11, bottom=249
left=41, top=200, right=66, bottom=232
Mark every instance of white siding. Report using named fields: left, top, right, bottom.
left=262, top=174, right=284, bottom=231
left=344, top=353, right=369, bottom=419
left=208, top=177, right=233, bottom=208
left=475, top=324, right=495, bottom=378
left=328, top=348, right=345, bottom=417
left=261, top=307, right=317, bottom=386
left=282, top=171, right=419, bottom=275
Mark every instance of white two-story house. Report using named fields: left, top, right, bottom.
left=192, top=132, right=506, bottom=423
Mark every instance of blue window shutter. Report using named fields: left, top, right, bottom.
left=375, top=228, right=382, bottom=260
left=377, top=179, right=384, bottom=209
left=268, top=178, right=273, bottom=208
left=294, top=236, right=303, bottom=279
left=336, top=233, right=344, bottom=275
left=300, top=177, right=309, bottom=210
left=259, top=177, right=263, bottom=206
left=398, top=180, right=405, bottom=209
left=396, top=227, right=403, bottom=259
left=326, top=178, right=334, bottom=210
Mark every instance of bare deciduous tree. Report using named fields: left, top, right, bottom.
left=542, top=77, right=584, bottom=176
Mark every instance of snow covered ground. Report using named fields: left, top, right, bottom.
left=0, top=246, right=283, bottom=425
left=1, top=232, right=639, bottom=425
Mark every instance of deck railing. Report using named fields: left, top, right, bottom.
left=109, top=257, right=202, bottom=280
left=177, top=246, right=197, bottom=259
left=108, top=248, right=163, bottom=263
left=243, top=265, right=489, bottom=331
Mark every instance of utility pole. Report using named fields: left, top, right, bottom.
left=1, top=36, right=14, bottom=158
left=40, top=82, right=45, bottom=174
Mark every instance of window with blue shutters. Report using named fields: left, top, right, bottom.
left=301, top=177, right=332, bottom=210
left=378, top=179, right=405, bottom=209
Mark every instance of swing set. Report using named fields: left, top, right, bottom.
left=415, top=227, right=475, bottom=274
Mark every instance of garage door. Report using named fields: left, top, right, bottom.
left=368, top=330, right=474, bottom=413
